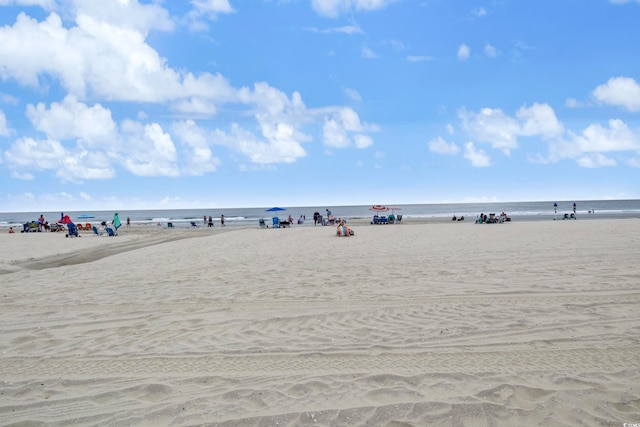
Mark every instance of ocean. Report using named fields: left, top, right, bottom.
left=1, top=199, right=640, bottom=228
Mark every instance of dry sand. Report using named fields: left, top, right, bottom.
left=0, top=219, right=639, bottom=426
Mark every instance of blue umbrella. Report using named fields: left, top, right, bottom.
left=78, top=213, right=95, bottom=219
left=266, top=207, right=286, bottom=212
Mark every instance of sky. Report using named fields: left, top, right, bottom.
left=1, top=0, right=639, bottom=212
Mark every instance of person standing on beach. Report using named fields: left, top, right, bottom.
left=126, top=216, right=130, bottom=227
left=220, top=214, right=225, bottom=226
left=208, top=216, right=213, bottom=227
left=204, top=215, right=207, bottom=225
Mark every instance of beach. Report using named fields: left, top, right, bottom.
left=1, top=218, right=639, bottom=426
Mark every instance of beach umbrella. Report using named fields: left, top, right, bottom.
left=265, top=207, right=286, bottom=212
left=59, top=214, right=73, bottom=224
left=369, top=205, right=389, bottom=213
left=113, top=212, right=121, bottom=230
left=387, top=206, right=402, bottom=214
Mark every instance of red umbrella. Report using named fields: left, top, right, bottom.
left=58, top=214, right=73, bottom=224
left=369, top=205, right=389, bottom=213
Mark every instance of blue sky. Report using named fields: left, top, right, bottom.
left=1, top=0, right=639, bottom=212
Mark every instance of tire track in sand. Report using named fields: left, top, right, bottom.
left=2, top=347, right=638, bottom=379
left=2, top=291, right=638, bottom=313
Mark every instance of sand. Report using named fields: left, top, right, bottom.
left=0, top=219, right=639, bottom=426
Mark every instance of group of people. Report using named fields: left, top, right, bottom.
left=313, top=209, right=339, bottom=226
left=476, top=212, right=510, bottom=224
left=204, top=215, right=225, bottom=227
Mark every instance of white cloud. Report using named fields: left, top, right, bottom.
left=186, top=0, right=235, bottom=31
left=576, top=153, right=617, bottom=168
left=457, top=43, right=470, bottom=61
left=0, top=11, right=238, bottom=104
left=323, top=118, right=351, bottom=148
left=172, top=120, right=222, bottom=176
left=322, top=107, right=375, bottom=149
left=473, top=7, right=487, bottom=17
left=547, top=119, right=640, bottom=165
left=575, top=119, right=640, bottom=152
left=361, top=46, right=379, bottom=59
left=25, top=96, right=117, bottom=147
left=314, top=25, right=363, bottom=34
left=565, top=97, right=582, bottom=108
left=4, top=136, right=115, bottom=181
left=592, top=76, right=640, bottom=112
left=122, top=122, right=180, bottom=177
left=428, top=136, right=459, bottom=155
left=0, top=109, right=11, bottom=136
left=460, top=107, right=520, bottom=154
left=463, top=142, right=491, bottom=167
left=353, top=134, right=373, bottom=148
left=311, top=0, right=397, bottom=18
left=74, top=0, right=174, bottom=33
left=344, top=87, right=362, bottom=102
left=407, top=55, right=433, bottom=62
left=484, top=44, right=498, bottom=58
left=516, top=103, right=564, bottom=138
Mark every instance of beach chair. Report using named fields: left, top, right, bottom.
left=92, top=226, right=103, bottom=236
left=105, top=227, right=117, bottom=236
left=259, top=218, right=267, bottom=228
left=190, top=221, right=198, bottom=228
left=272, top=217, right=280, bottom=228
left=396, top=214, right=403, bottom=223
left=77, top=223, right=84, bottom=230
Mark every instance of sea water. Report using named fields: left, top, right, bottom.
left=1, top=199, right=639, bottom=228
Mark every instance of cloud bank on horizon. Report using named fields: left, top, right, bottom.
left=0, top=0, right=639, bottom=211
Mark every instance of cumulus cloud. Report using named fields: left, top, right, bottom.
left=460, top=107, right=520, bottom=154
left=433, top=98, right=639, bottom=169
left=323, top=107, right=375, bottom=149
left=516, top=103, right=564, bottom=138
left=4, top=136, right=115, bottom=182
left=0, top=2, right=378, bottom=180
left=185, top=0, right=235, bottom=31
left=592, top=76, right=640, bottom=112
left=428, top=137, right=459, bottom=155
left=25, top=95, right=117, bottom=146
left=463, top=142, right=491, bottom=167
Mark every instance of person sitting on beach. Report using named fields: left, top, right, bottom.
left=298, top=215, right=304, bottom=224
left=336, top=219, right=354, bottom=236
left=8, top=226, right=15, bottom=233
